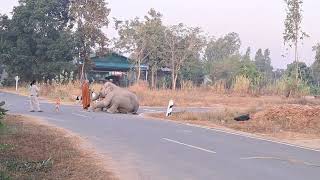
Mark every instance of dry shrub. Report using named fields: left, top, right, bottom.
left=181, top=81, right=195, bottom=90
left=210, top=80, right=227, bottom=94
left=232, top=75, right=250, bottom=96
left=39, top=81, right=82, bottom=101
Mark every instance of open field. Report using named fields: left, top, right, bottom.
left=0, top=114, right=117, bottom=180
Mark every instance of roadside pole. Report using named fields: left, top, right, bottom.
left=15, top=76, right=20, bottom=92
left=166, top=99, right=174, bottom=117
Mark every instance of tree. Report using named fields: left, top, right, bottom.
left=255, top=49, right=273, bottom=84
left=204, top=32, right=241, bottom=82
left=115, top=9, right=166, bottom=87
left=205, top=32, right=241, bottom=62
left=180, top=54, right=205, bottom=86
left=1, top=0, right=75, bottom=82
left=205, top=55, right=242, bottom=87
left=283, top=0, right=309, bottom=81
left=311, top=44, right=320, bottom=86
left=238, top=60, right=262, bottom=89
left=286, top=62, right=312, bottom=84
left=70, top=0, right=110, bottom=80
left=164, top=24, right=205, bottom=90
left=242, top=47, right=251, bottom=62
left=254, top=49, right=264, bottom=69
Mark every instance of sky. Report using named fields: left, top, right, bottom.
left=1, top=0, right=320, bottom=69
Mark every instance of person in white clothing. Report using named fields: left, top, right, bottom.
left=29, top=80, right=42, bottom=112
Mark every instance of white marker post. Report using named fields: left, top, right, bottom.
left=15, top=76, right=20, bottom=91
left=166, top=99, right=174, bottom=117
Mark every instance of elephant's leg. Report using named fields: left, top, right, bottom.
left=107, top=103, right=119, bottom=114
left=89, top=101, right=106, bottom=112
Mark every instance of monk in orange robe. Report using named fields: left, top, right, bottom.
left=81, top=80, right=91, bottom=110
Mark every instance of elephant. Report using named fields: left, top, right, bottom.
left=90, top=82, right=139, bottom=114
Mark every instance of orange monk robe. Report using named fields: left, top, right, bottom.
left=81, top=81, right=91, bottom=109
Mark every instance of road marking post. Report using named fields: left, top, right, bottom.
left=166, top=99, right=174, bottom=117
left=15, top=76, right=20, bottom=91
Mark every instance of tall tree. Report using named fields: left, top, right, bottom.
left=1, top=0, right=75, bottom=82
left=205, top=32, right=241, bottom=62
left=165, top=24, right=205, bottom=90
left=115, top=9, right=166, bottom=86
left=70, top=0, right=110, bottom=80
left=283, top=0, right=309, bottom=80
left=255, top=49, right=273, bottom=83
left=242, top=47, right=251, bottom=62
left=311, top=44, right=320, bottom=86
left=205, top=32, right=241, bottom=82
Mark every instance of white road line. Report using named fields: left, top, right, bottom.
left=162, top=138, right=216, bottom=154
left=46, top=117, right=64, bottom=122
left=72, top=113, right=89, bottom=118
left=143, top=109, right=162, bottom=112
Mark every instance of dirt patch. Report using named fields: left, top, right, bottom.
left=147, top=105, right=320, bottom=149
left=0, top=114, right=118, bottom=180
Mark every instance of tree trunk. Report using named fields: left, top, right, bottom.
left=155, top=70, right=158, bottom=89
left=151, top=69, right=155, bottom=89
left=137, top=58, right=141, bottom=83
left=294, top=42, right=298, bottom=81
left=173, top=73, right=178, bottom=90
left=171, top=56, right=176, bottom=90
left=80, top=58, right=85, bottom=81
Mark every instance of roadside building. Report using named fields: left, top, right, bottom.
left=79, top=53, right=148, bottom=87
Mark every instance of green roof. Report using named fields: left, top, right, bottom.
left=90, top=53, right=148, bottom=72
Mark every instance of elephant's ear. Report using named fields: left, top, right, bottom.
left=108, top=86, right=114, bottom=92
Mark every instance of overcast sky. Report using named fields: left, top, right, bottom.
left=1, top=0, right=320, bottom=69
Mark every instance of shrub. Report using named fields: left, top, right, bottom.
left=0, top=101, right=7, bottom=127
left=232, top=75, right=250, bottom=95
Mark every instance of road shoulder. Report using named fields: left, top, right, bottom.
left=0, top=114, right=118, bottom=180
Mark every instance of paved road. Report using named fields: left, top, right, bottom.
left=1, top=92, right=320, bottom=180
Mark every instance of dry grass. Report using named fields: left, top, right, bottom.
left=149, top=104, right=320, bottom=138
left=2, top=82, right=320, bottom=108
left=0, top=114, right=117, bottom=180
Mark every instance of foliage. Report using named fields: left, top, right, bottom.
left=283, top=0, right=309, bottom=81
left=232, top=75, right=251, bottom=95
left=164, top=24, right=206, bottom=90
left=286, top=62, right=313, bottom=84
left=278, top=75, right=310, bottom=97
left=0, top=0, right=75, bottom=82
left=311, top=44, right=320, bottom=86
left=238, top=61, right=262, bottom=89
left=70, top=0, right=110, bottom=80
left=180, top=56, right=205, bottom=86
left=206, top=55, right=242, bottom=87
left=115, top=9, right=167, bottom=87
left=254, top=49, right=273, bottom=83
left=0, top=101, right=7, bottom=127
left=205, top=32, right=241, bottom=62
left=204, top=32, right=241, bottom=84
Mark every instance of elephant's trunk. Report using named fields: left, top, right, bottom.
left=91, top=92, right=100, bottom=101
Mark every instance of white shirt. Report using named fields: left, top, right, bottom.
left=30, top=84, right=39, bottom=96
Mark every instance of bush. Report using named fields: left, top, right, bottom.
left=0, top=101, right=7, bottom=125
left=232, top=75, right=250, bottom=95
left=310, top=85, right=320, bottom=96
